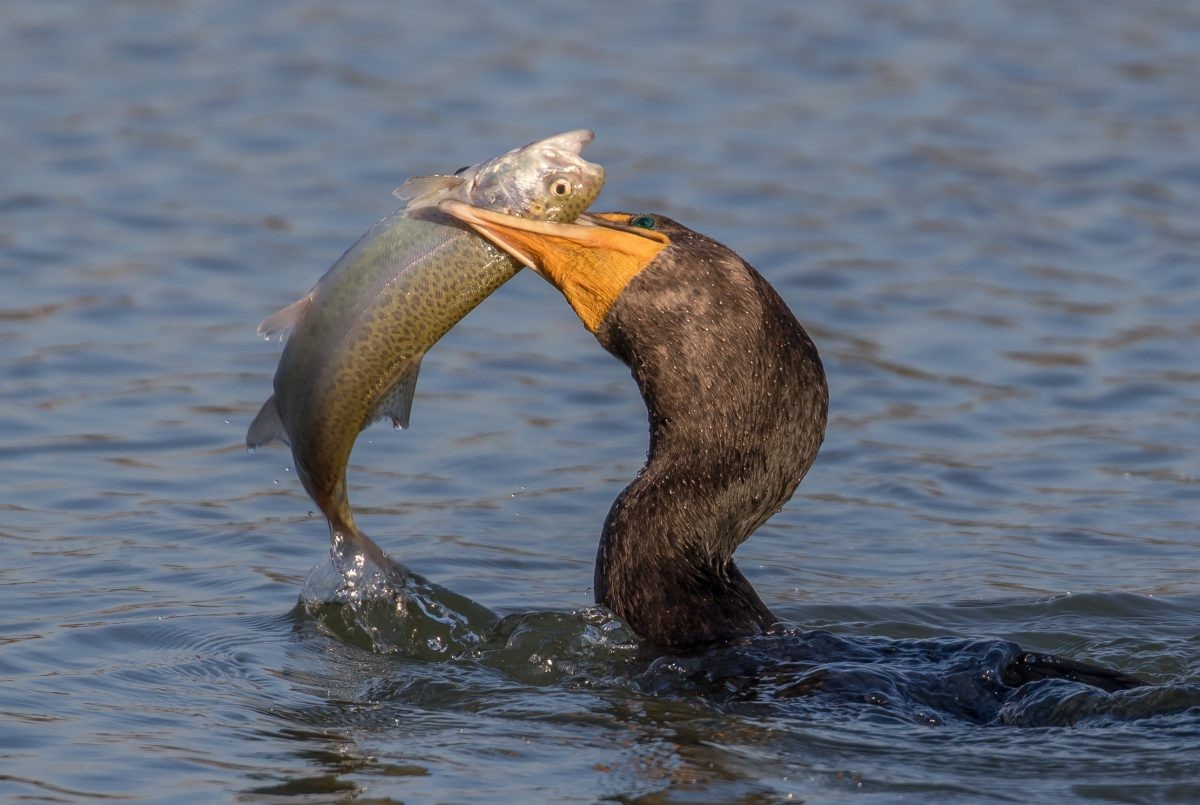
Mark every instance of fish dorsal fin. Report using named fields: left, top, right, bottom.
left=257, top=292, right=314, bottom=341
left=393, top=175, right=464, bottom=209
left=367, top=354, right=423, bottom=431
left=246, top=394, right=290, bottom=448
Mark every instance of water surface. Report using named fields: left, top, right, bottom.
left=1, top=1, right=1198, bottom=801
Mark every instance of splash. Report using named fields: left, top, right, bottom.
left=299, top=544, right=491, bottom=660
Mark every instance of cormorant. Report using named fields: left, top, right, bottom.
left=440, top=201, right=1145, bottom=693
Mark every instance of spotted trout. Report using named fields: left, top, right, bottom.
left=248, top=130, right=604, bottom=568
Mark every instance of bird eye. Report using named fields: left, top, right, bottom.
left=630, top=215, right=656, bottom=229
left=549, top=178, right=571, bottom=196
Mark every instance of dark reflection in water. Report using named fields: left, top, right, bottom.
left=2, top=0, right=1198, bottom=801
left=297, top=551, right=1166, bottom=722
left=271, top=585, right=1200, bottom=800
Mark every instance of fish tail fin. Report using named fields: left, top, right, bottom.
left=246, top=395, right=289, bottom=449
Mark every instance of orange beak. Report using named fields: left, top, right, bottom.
left=439, top=201, right=669, bottom=332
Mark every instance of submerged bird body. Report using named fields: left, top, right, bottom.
left=441, top=202, right=1145, bottom=691
left=248, top=131, right=604, bottom=563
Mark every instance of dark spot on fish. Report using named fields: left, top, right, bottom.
left=454, top=165, right=470, bottom=175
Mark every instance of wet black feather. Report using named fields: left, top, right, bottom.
left=584, top=213, right=1143, bottom=692
left=593, top=216, right=827, bottom=649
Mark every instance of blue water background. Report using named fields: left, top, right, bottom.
left=1, top=1, right=1198, bottom=801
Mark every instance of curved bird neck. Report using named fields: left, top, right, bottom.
left=593, top=243, right=828, bottom=650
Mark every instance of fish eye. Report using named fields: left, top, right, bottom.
left=630, top=215, right=656, bottom=229
left=549, top=177, right=571, bottom=196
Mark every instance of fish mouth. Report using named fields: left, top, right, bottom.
left=528, top=129, right=602, bottom=179
left=523, top=129, right=595, bottom=156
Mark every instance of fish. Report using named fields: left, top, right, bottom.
left=247, top=130, right=605, bottom=569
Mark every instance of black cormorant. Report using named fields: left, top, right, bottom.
left=440, top=201, right=1144, bottom=692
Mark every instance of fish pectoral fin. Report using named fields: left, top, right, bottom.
left=246, top=394, right=290, bottom=449
left=369, top=354, right=423, bottom=431
left=257, top=293, right=314, bottom=341
left=393, top=175, right=465, bottom=209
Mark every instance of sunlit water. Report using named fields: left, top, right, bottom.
left=2, top=1, right=1198, bottom=801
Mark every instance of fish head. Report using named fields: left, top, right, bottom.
left=464, top=129, right=605, bottom=223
